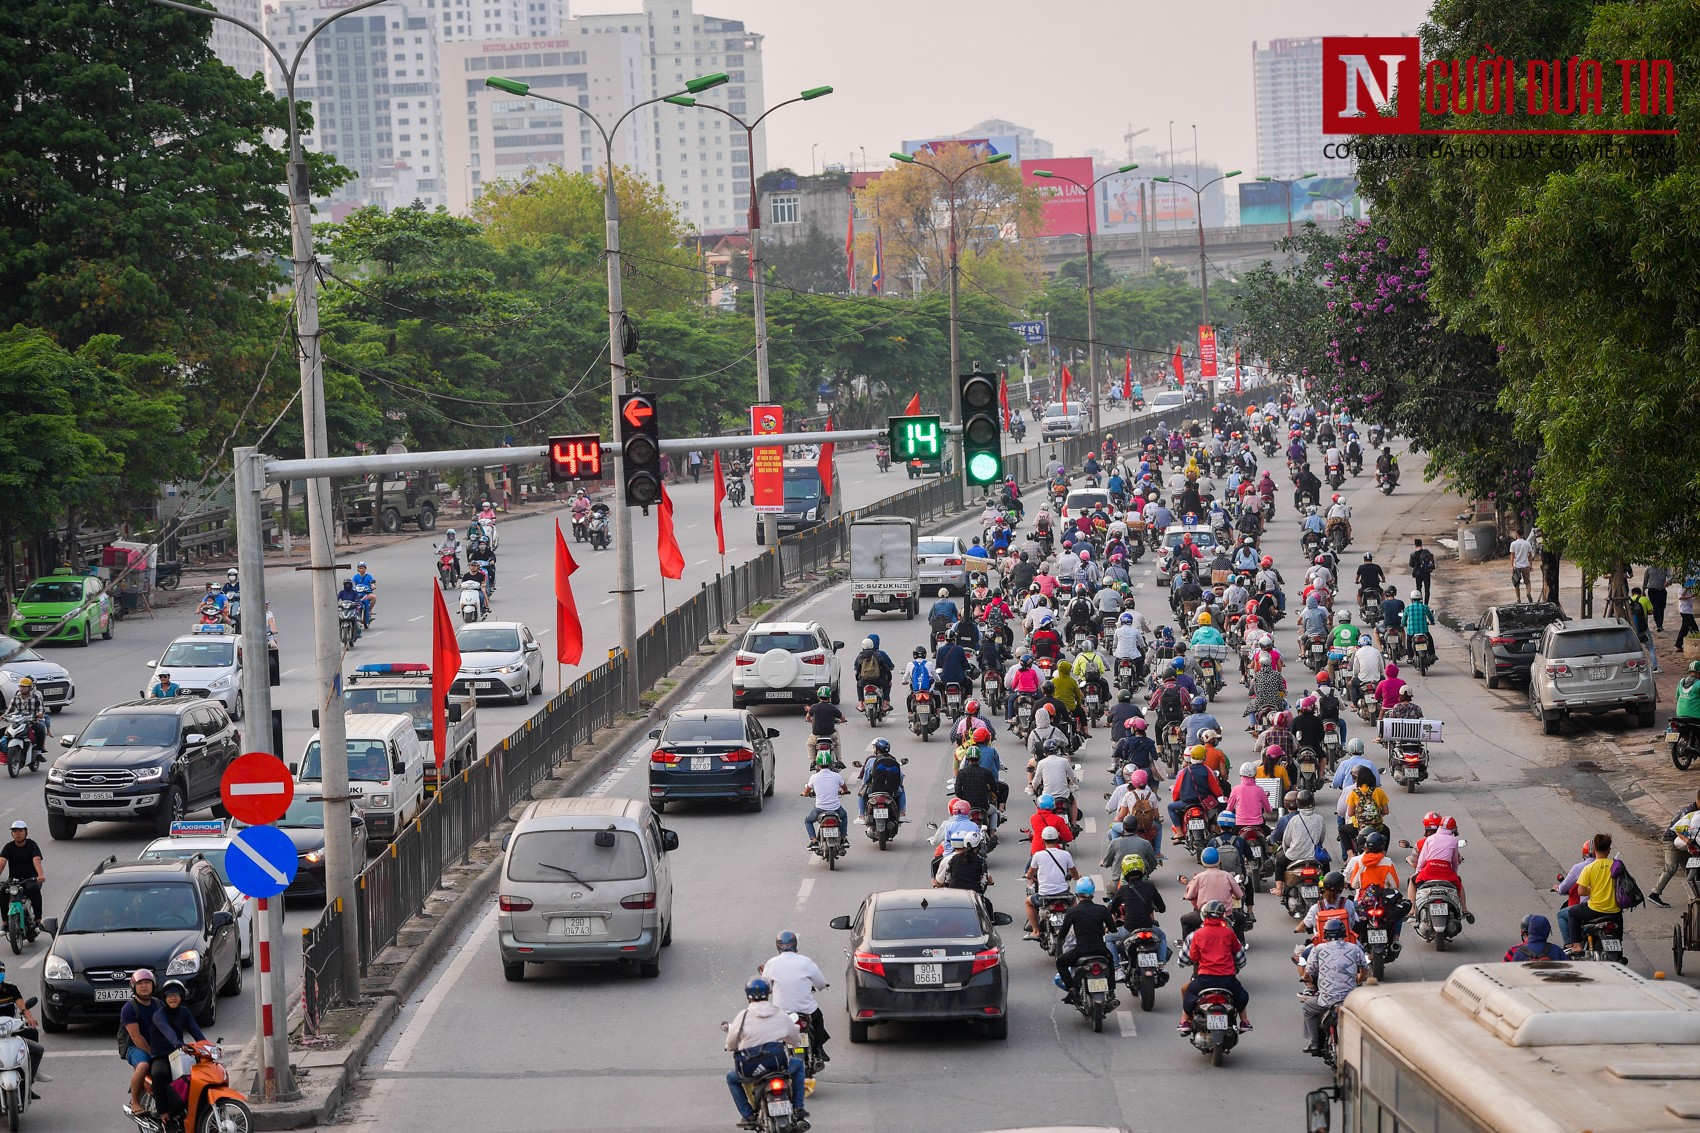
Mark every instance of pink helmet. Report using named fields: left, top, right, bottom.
left=1131, top=718, right=1148, bottom=731
left=949, top=798, right=971, bottom=816
left=1263, top=743, right=1285, bottom=759
left=1079, top=549, right=1091, bottom=561
left=1129, top=769, right=1148, bottom=787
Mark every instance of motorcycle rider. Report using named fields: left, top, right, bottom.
left=856, top=738, right=906, bottom=823
left=902, top=646, right=936, bottom=719
left=0, top=822, right=44, bottom=926
left=1376, top=446, right=1399, bottom=485
left=1180, top=695, right=1221, bottom=749
left=1347, top=636, right=1385, bottom=708
left=1071, top=638, right=1112, bottom=714
left=1023, top=826, right=1079, bottom=940
left=1503, top=914, right=1568, bottom=962
left=952, top=747, right=1000, bottom=828
left=803, top=687, right=845, bottom=762
left=759, top=931, right=830, bottom=1065
left=1106, top=688, right=1144, bottom=742
left=1028, top=736, right=1080, bottom=824
left=1178, top=900, right=1251, bottom=1033
left=1406, top=816, right=1473, bottom=921
left=928, top=589, right=961, bottom=640
left=1005, top=655, right=1043, bottom=722
left=146, top=672, right=181, bottom=700
left=149, top=978, right=206, bottom=1127
left=1646, top=786, right=1700, bottom=907
left=350, top=560, right=377, bottom=627
left=1107, top=853, right=1170, bottom=962
left=1293, top=464, right=1322, bottom=515
left=1326, top=493, right=1354, bottom=545
left=1167, top=748, right=1225, bottom=837
left=851, top=637, right=893, bottom=712
left=1346, top=832, right=1404, bottom=938
left=724, top=978, right=807, bottom=1130
left=1300, top=918, right=1368, bottom=1056
left=120, top=970, right=157, bottom=1114
left=8, top=678, right=47, bottom=757
left=569, top=489, right=592, bottom=533
left=801, top=752, right=848, bottom=852
left=1401, top=588, right=1433, bottom=648
left=1054, top=878, right=1120, bottom=1007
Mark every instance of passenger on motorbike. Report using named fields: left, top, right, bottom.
left=1273, top=792, right=1329, bottom=898
left=1346, top=833, right=1404, bottom=937
left=0, top=961, right=45, bottom=1095
left=1226, top=762, right=1274, bottom=830
left=1178, top=901, right=1251, bottom=1033
left=803, top=687, right=845, bottom=762
left=1167, top=749, right=1224, bottom=836
left=1342, top=767, right=1393, bottom=855
left=802, top=752, right=849, bottom=851
left=1004, top=655, right=1044, bottom=722
left=1028, top=736, right=1079, bottom=820
left=1298, top=872, right=1359, bottom=947
left=1503, top=914, right=1568, bottom=962
left=1301, top=918, right=1367, bottom=1055
left=724, top=978, right=807, bottom=1130
left=7, top=679, right=48, bottom=757
left=1180, top=697, right=1221, bottom=749
left=953, top=745, right=1001, bottom=825
left=1071, top=641, right=1112, bottom=709
left=856, top=738, right=906, bottom=822
left=1055, top=878, right=1120, bottom=1005
left=1406, top=816, right=1472, bottom=920
left=1023, top=826, right=1079, bottom=940
left=149, top=978, right=205, bottom=1125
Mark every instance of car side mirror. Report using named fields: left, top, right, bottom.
left=991, top=911, right=1014, bottom=926
left=1461, top=622, right=1477, bottom=632
left=524, top=642, right=539, bottom=652
left=39, top=919, right=56, bottom=937
left=59, top=736, right=74, bottom=748
left=1306, top=1087, right=1337, bottom=1132
left=288, top=762, right=299, bottom=776
left=448, top=704, right=464, bottom=724
left=391, top=757, right=406, bottom=775
left=501, top=833, right=511, bottom=851
left=899, top=758, right=909, bottom=765
left=210, top=910, right=234, bottom=932
left=660, top=829, right=679, bottom=853
left=828, top=916, right=852, bottom=930
left=311, top=710, right=320, bottom=728
left=767, top=728, right=780, bottom=739
left=146, top=659, right=157, bottom=668
left=648, top=728, right=662, bottom=740
left=832, top=641, right=844, bottom=651
left=184, top=733, right=206, bottom=748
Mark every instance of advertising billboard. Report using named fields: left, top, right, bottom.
left=901, top=136, right=1022, bottom=162
left=1098, top=172, right=1196, bottom=229
left=749, top=405, right=785, bottom=513
left=1022, top=156, right=1095, bottom=237
left=1238, top=176, right=1361, bottom=225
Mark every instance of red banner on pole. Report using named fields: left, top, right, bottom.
left=1171, top=346, right=1184, bottom=387
left=430, top=585, right=461, bottom=769
left=1198, top=325, right=1218, bottom=379
left=1234, top=348, right=1243, bottom=396
left=711, top=451, right=727, bottom=555
left=750, top=404, right=785, bottom=512
left=1122, top=355, right=1133, bottom=401
left=1060, top=366, right=1073, bottom=413
left=657, top=486, right=685, bottom=580
left=554, top=520, right=583, bottom=666
left=998, top=375, right=1011, bottom=431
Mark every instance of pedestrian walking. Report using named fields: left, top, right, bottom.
left=1408, top=539, right=1435, bottom=605
left=1629, top=587, right=1660, bottom=674
left=660, top=451, right=675, bottom=484
left=689, top=450, right=704, bottom=483
left=1646, top=565, right=1670, bottom=632
left=1508, top=530, right=1534, bottom=603
left=1677, top=586, right=1698, bottom=653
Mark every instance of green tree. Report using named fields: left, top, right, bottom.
left=762, top=223, right=849, bottom=294
left=0, top=329, right=127, bottom=538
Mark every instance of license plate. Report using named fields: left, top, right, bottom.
left=914, top=963, right=943, bottom=985
left=1605, top=938, right=1622, bottom=951
left=1205, top=1013, right=1229, bottom=1031
left=865, top=695, right=879, bottom=705
left=1087, top=696, right=1100, bottom=706
left=1137, top=952, right=1159, bottom=968
left=1587, top=666, right=1609, bottom=680
left=1688, top=857, right=1699, bottom=869
left=1049, top=913, right=1065, bottom=927
left=873, top=808, right=890, bottom=819
left=80, top=791, right=114, bottom=800
left=768, top=690, right=793, bottom=700
left=1670, top=731, right=1682, bottom=743
left=94, top=988, right=129, bottom=1003
left=25, top=625, right=49, bottom=634
left=553, top=917, right=593, bottom=936
left=1188, top=819, right=1205, bottom=830
left=821, top=826, right=840, bottom=841
left=767, top=1099, right=792, bottom=1117
left=1301, top=886, right=1319, bottom=898
left=1086, top=977, right=1109, bottom=993
left=1430, top=903, right=1449, bottom=918
left=476, top=681, right=496, bottom=690
left=690, top=757, right=712, bottom=771
left=1251, top=845, right=1263, bottom=857
left=1368, top=929, right=1388, bottom=944
left=1019, top=708, right=1032, bottom=720
left=1417, top=642, right=1431, bottom=653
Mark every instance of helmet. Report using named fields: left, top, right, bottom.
left=972, top=725, right=992, bottom=743
left=1131, top=718, right=1147, bottom=731
left=949, top=831, right=971, bottom=850
left=1217, top=811, right=1237, bottom=828
left=938, top=589, right=950, bottom=598
left=1263, top=744, right=1284, bottom=760
left=446, top=528, right=457, bottom=538
left=1119, top=612, right=1134, bottom=625
left=1042, top=737, right=1062, bottom=755
left=130, top=968, right=156, bottom=987
left=1316, top=671, right=1330, bottom=684
left=1442, top=816, right=1458, bottom=832
left=1323, top=870, right=1346, bottom=893
left=964, top=699, right=980, bottom=716
left=1332, top=494, right=1342, bottom=504
left=1322, top=918, right=1347, bottom=940
left=1260, top=555, right=1274, bottom=568
left=815, top=752, right=833, bottom=769
left=949, top=798, right=971, bottom=816
left=1299, top=696, right=1317, bottom=711
left=1120, top=854, right=1148, bottom=878
left=227, top=567, right=240, bottom=578
left=355, top=561, right=367, bottom=571
left=1398, top=687, right=1414, bottom=701
left=1346, top=738, right=1366, bottom=755
left=861, top=637, right=875, bottom=650
left=1410, top=590, right=1422, bottom=601
left=817, top=685, right=832, bottom=701
left=870, top=738, right=892, bottom=755
left=1201, top=900, right=1229, bottom=921
left=1078, top=549, right=1091, bottom=562
left=1200, top=728, right=1221, bottom=744
left=1041, top=826, right=1062, bottom=842
left=775, top=930, right=799, bottom=953
left=1201, top=846, right=1220, bottom=866
left=1129, top=768, right=1148, bottom=787
left=745, top=978, right=772, bottom=1001
left=1239, top=761, right=1257, bottom=779
left=1037, top=794, right=1056, bottom=811
left=1172, top=659, right=1186, bottom=673
left=1297, top=790, right=1315, bottom=808
left=1073, top=877, right=1096, bottom=898
left=1339, top=610, right=1352, bottom=623
left=1192, top=696, right=1208, bottom=712
left=1422, top=811, right=1442, bottom=832
left=1198, top=611, right=1212, bottom=626
left=15, top=677, right=31, bottom=689
left=1365, top=832, right=1388, bottom=853
left=1362, top=552, right=1373, bottom=561
left=963, top=829, right=984, bottom=849
left=160, top=979, right=189, bottom=1000
left=1020, top=654, right=1034, bottom=666
left=913, top=646, right=927, bottom=659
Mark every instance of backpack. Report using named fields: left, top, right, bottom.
left=1351, top=789, right=1383, bottom=830
left=943, top=849, right=983, bottom=890
left=1157, top=685, right=1184, bottom=720
left=1612, top=858, right=1645, bottom=911
left=116, top=1016, right=132, bottom=1058
left=1124, top=790, right=1160, bottom=837
left=856, top=653, right=883, bottom=682
left=1414, top=548, right=1435, bottom=573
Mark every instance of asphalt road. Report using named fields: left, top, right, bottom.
left=326, top=440, right=1671, bottom=1133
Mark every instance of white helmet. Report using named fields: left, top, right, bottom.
left=861, top=638, right=875, bottom=650
left=1239, top=761, right=1257, bottom=778
left=1410, top=590, right=1422, bottom=601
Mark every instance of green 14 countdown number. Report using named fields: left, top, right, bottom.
left=888, top=415, right=942, bottom=461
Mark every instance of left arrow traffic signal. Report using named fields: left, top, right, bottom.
left=618, top=392, right=661, bottom=508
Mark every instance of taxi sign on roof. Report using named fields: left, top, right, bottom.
left=169, top=819, right=227, bottom=838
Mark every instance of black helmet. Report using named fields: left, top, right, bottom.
left=1296, top=789, right=1315, bottom=808
left=1322, top=918, right=1347, bottom=940
left=1323, top=870, right=1346, bottom=893
left=160, top=979, right=189, bottom=1000
left=775, top=931, right=798, bottom=953
left=913, top=646, right=927, bottom=659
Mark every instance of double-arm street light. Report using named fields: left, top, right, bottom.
left=484, top=70, right=728, bottom=713
left=691, top=86, right=834, bottom=549
left=1031, top=162, right=1137, bottom=438
left=1255, top=172, right=1318, bottom=241
left=1153, top=169, right=1240, bottom=403
left=1307, top=188, right=1357, bottom=222
left=887, top=148, right=1012, bottom=493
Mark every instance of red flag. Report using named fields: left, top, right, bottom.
left=1171, top=346, right=1184, bottom=388
left=1060, top=366, right=1073, bottom=413
left=845, top=205, right=856, bottom=293
left=816, top=414, right=835, bottom=489
left=1122, top=355, right=1133, bottom=401
left=429, top=584, right=462, bottom=769
left=1234, top=349, right=1243, bottom=396
left=903, top=392, right=922, bottom=416
left=711, top=451, right=727, bottom=556
left=554, top=520, right=584, bottom=666
left=657, top=485, right=685, bottom=580
left=998, top=374, right=1012, bottom=431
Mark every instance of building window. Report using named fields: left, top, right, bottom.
left=770, top=194, right=799, bottom=224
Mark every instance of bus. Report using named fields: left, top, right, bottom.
left=1306, top=961, right=1700, bottom=1133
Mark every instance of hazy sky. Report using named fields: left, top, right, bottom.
left=570, top=0, right=1431, bottom=174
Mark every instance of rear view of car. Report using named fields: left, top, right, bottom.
left=916, top=538, right=969, bottom=594
left=1529, top=617, right=1656, bottom=734
left=646, top=710, right=777, bottom=813
left=731, top=622, right=842, bottom=709
left=1468, top=602, right=1565, bottom=687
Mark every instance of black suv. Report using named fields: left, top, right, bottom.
left=40, top=856, right=241, bottom=1031
left=44, top=699, right=239, bottom=841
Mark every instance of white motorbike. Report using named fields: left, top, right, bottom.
left=0, top=715, right=41, bottom=779
left=458, top=580, right=489, bottom=625
left=0, top=1000, right=38, bottom=1129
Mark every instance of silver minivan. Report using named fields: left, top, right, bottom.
left=1528, top=617, right=1657, bottom=734
left=497, top=797, right=678, bottom=981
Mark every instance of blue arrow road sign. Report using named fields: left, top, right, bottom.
left=226, top=825, right=299, bottom=900
left=1009, top=320, right=1047, bottom=344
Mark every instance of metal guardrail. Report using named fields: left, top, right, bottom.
left=300, top=897, right=348, bottom=1036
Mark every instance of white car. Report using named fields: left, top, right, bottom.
left=0, top=634, right=74, bottom=712
left=917, top=537, right=971, bottom=594
left=143, top=629, right=244, bottom=718
left=452, top=621, right=545, bottom=705
left=137, top=821, right=256, bottom=966
left=1155, top=525, right=1219, bottom=586
left=731, top=621, right=844, bottom=709
left=1149, top=390, right=1188, bottom=413
left=1041, top=402, right=1087, bottom=440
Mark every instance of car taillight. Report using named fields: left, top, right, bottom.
left=734, top=654, right=757, bottom=667
left=944, top=557, right=964, bottom=567
left=650, top=752, right=681, bottom=764
left=1624, top=658, right=1646, bottom=671
left=1489, top=636, right=1516, bottom=646
left=971, top=948, right=1001, bottom=975
left=720, top=748, right=755, bottom=763
left=853, top=950, right=886, bottom=977
left=499, top=895, right=533, bottom=912
left=1545, top=663, right=1570, bottom=677
left=620, top=892, right=657, bottom=910
left=800, top=653, right=825, bottom=665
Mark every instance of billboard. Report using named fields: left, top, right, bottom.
left=1237, top=176, right=1361, bottom=225
left=901, top=135, right=1022, bottom=162
left=749, top=405, right=785, bottom=513
left=1098, top=172, right=1197, bottom=229
left=1022, top=156, right=1094, bottom=237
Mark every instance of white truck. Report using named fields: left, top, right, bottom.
left=339, top=663, right=477, bottom=794
left=850, top=517, right=919, bottom=621
left=294, top=712, right=426, bottom=850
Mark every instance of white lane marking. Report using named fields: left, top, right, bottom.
left=537, top=628, right=553, bottom=636
left=230, top=834, right=290, bottom=886
left=586, top=740, right=651, bottom=797
left=383, top=909, right=498, bottom=1071
left=600, top=598, right=614, bottom=605
left=695, top=558, right=710, bottom=565
left=1116, top=1011, right=1138, bottom=1037
left=1081, top=817, right=1097, bottom=835
left=409, top=615, right=425, bottom=622
left=795, top=878, right=814, bottom=911
left=282, top=668, right=297, bottom=677
left=521, top=573, right=538, bottom=581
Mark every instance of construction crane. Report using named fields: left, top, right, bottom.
left=1124, top=124, right=1150, bottom=163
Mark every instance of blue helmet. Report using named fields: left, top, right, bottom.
left=1192, top=696, right=1208, bottom=711
left=1201, top=846, right=1221, bottom=866
left=1074, top=877, right=1096, bottom=898
left=1038, top=794, right=1056, bottom=811
left=774, top=931, right=798, bottom=953
left=745, top=978, right=771, bottom=1001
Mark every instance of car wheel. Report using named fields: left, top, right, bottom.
left=1638, top=703, right=1657, bottom=728
left=650, top=800, right=666, bottom=814
left=503, top=959, right=526, bottom=982
left=381, top=507, right=402, bottom=534
left=1485, top=658, right=1500, bottom=690
left=516, top=682, right=530, bottom=707
left=40, top=1014, right=65, bottom=1035
left=849, top=1020, right=870, bottom=1043
left=830, top=684, right=840, bottom=706
left=1532, top=687, right=1560, bottom=736
left=45, top=813, right=76, bottom=841
left=764, top=769, right=776, bottom=798
left=101, top=614, right=113, bottom=641
left=156, top=784, right=188, bottom=837
left=201, top=990, right=218, bottom=1026
left=747, top=782, right=764, bottom=813
left=78, top=622, right=91, bottom=648
left=638, top=958, right=661, bottom=978
left=984, top=1015, right=1009, bottom=1040
left=1469, top=647, right=1482, bottom=679
left=531, top=670, right=544, bottom=696
left=662, top=918, right=672, bottom=947
left=416, top=504, right=437, bottom=531
left=221, top=955, right=243, bottom=996
left=232, top=691, right=244, bottom=721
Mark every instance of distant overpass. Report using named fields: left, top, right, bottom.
left=1037, top=219, right=1347, bottom=282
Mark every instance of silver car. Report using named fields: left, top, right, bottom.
left=452, top=621, right=545, bottom=705
left=143, top=631, right=243, bottom=718
left=917, top=537, right=970, bottom=594
left=1528, top=617, right=1657, bottom=734
left=0, top=634, right=74, bottom=711
left=1155, top=525, right=1218, bottom=586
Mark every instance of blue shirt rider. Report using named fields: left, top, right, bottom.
left=351, top=562, right=377, bottom=627
left=1302, top=512, right=1327, bottom=535
left=929, top=594, right=961, bottom=625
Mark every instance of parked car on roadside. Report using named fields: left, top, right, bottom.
left=7, top=575, right=113, bottom=647
left=1527, top=616, right=1656, bottom=734
left=1464, top=602, right=1566, bottom=688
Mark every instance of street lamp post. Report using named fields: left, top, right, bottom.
left=1307, top=189, right=1356, bottom=223
left=887, top=148, right=1012, bottom=496
left=691, top=87, right=833, bottom=550
left=1031, top=163, right=1137, bottom=439
left=485, top=70, right=728, bottom=713
left=1153, top=169, right=1240, bottom=401
left=1255, top=172, right=1319, bottom=241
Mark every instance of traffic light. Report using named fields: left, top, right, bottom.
left=617, top=392, right=661, bottom=508
left=959, top=371, right=1002, bottom=485
left=546, top=434, right=604, bottom=482
left=887, top=414, right=943, bottom=462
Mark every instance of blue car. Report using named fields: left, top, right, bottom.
left=646, top=709, right=778, bottom=814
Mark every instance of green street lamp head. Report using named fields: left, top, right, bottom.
left=1223, top=170, right=1243, bottom=178
left=1152, top=175, right=1172, bottom=183
left=664, top=94, right=696, bottom=106
left=890, top=152, right=916, bottom=163
left=1031, top=169, right=1055, bottom=179
left=1299, top=171, right=1319, bottom=179
left=800, top=85, right=833, bottom=100
left=1255, top=176, right=1274, bottom=182
left=1306, top=191, right=1326, bottom=198
left=485, top=76, right=530, bottom=97
left=684, top=72, right=729, bottom=93
left=1117, top=162, right=1139, bottom=173
left=986, top=153, right=1011, bottom=165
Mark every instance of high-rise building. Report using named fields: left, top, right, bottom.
left=207, top=0, right=266, bottom=78
left=1252, top=36, right=1354, bottom=181
left=441, top=28, right=649, bottom=213
left=266, top=0, right=447, bottom=214
left=577, top=0, right=765, bottom=232
left=958, top=119, right=1053, bottom=163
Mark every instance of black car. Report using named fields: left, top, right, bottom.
left=43, top=699, right=240, bottom=840
left=235, top=797, right=367, bottom=900
left=829, top=888, right=1013, bottom=1043
left=646, top=709, right=779, bottom=813
left=40, top=856, right=241, bottom=1031
left=1465, top=602, right=1567, bottom=688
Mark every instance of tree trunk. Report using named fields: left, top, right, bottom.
left=1539, top=549, right=1562, bottom=608
left=1, top=521, right=13, bottom=622
left=280, top=478, right=293, bottom=556
left=1604, top=562, right=1631, bottom=620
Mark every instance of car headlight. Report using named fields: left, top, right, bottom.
left=303, top=850, right=323, bottom=864
left=133, top=766, right=166, bottom=782
left=46, top=767, right=65, bottom=784
left=42, top=955, right=71, bottom=981
left=210, top=675, right=234, bottom=690
left=165, top=949, right=201, bottom=977
left=367, top=794, right=391, bottom=809
left=805, top=507, right=818, bottom=521
left=497, top=664, right=520, bottom=675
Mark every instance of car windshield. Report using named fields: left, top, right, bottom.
left=661, top=716, right=747, bottom=744
left=1043, top=403, right=1074, bottom=418
left=458, top=627, right=520, bottom=652
left=871, top=903, right=984, bottom=941
left=77, top=714, right=179, bottom=748
left=1549, top=628, right=1640, bottom=659
left=0, top=636, right=43, bottom=664
left=746, top=633, right=818, bottom=654
left=159, top=640, right=235, bottom=668
left=299, top=740, right=393, bottom=782
left=62, top=881, right=201, bottom=933
left=1164, top=529, right=1217, bottom=549
left=274, top=799, right=327, bottom=828
left=917, top=539, right=958, bottom=556
left=1499, top=604, right=1564, bottom=630
left=21, top=581, right=83, bottom=605
left=1066, top=493, right=1108, bottom=509
left=506, top=829, right=647, bottom=883
left=783, top=474, right=823, bottom=502
left=138, top=847, right=233, bottom=887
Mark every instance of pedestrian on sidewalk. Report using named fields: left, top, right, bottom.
left=689, top=450, right=704, bottom=483
left=1629, top=587, right=1660, bottom=674
left=1408, top=539, right=1435, bottom=605
left=1508, top=530, right=1534, bottom=602
left=660, top=452, right=675, bottom=484
left=1646, top=565, right=1670, bottom=632
left=1646, top=784, right=1700, bottom=909
left=1677, top=586, right=1699, bottom=652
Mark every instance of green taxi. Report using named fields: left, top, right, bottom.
left=7, top=574, right=113, bottom=646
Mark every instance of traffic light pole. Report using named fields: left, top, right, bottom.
left=603, top=172, right=641, bottom=714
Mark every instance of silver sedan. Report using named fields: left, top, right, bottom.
left=917, top=536, right=971, bottom=594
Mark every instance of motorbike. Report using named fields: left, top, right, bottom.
left=458, top=580, right=489, bottom=625
left=1196, top=656, right=1224, bottom=701
left=861, top=684, right=887, bottom=727
left=337, top=599, right=362, bottom=648
left=979, top=668, right=1005, bottom=714
left=855, top=774, right=903, bottom=851
left=811, top=811, right=846, bottom=871
left=587, top=506, right=612, bottom=551
left=1409, top=873, right=1466, bottom=951
left=1305, top=634, right=1328, bottom=673
left=2, top=882, right=36, bottom=956
left=570, top=510, right=591, bottom=544
left=1282, top=860, right=1324, bottom=921
left=1357, top=587, right=1381, bottom=624
left=1294, top=748, right=1323, bottom=794
left=1409, top=632, right=1435, bottom=675
left=908, top=690, right=940, bottom=741
left=1321, top=722, right=1342, bottom=765
left=1162, top=724, right=1186, bottom=776
left=1114, top=658, right=1138, bottom=697
left=1067, top=954, right=1119, bottom=1032
left=0, top=999, right=37, bottom=1129
left=154, top=560, right=184, bottom=590
left=1120, top=928, right=1168, bottom=1012
left=436, top=549, right=459, bottom=589
left=1326, top=463, right=1345, bottom=490
left=790, top=1011, right=826, bottom=1081
left=1083, top=684, right=1105, bottom=726
left=1, top=715, right=41, bottom=779
left=1359, top=889, right=1403, bottom=980
left=1376, top=469, right=1397, bottom=495
left=726, top=476, right=747, bottom=507
left=875, top=444, right=891, bottom=473
left=124, top=1037, right=252, bottom=1133
left=1669, top=718, right=1700, bottom=771
left=470, top=518, right=499, bottom=551
left=941, top=683, right=966, bottom=721
left=1185, top=986, right=1242, bottom=1067
left=1346, top=452, right=1363, bottom=476
left=1181, top=803, right=1215, bottom=860
left=1580, top=914, right=1625, bottom=963
left=1035, top=891, right=1075, bottom=957
left=1387, top=741, right=1429, bottom=793
left=1381, top=624, right=1406, bottom=664
left=737, top=1059, right=805, bottom=1133
left=1011, top=695, right=1036, bottom=740
left=1368, top=424, right=1385, bottom=447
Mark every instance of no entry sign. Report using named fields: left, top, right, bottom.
left=220, top=752, right=295, bottom=826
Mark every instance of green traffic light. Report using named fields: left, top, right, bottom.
left=966, top=451, right=1003, bottom=485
